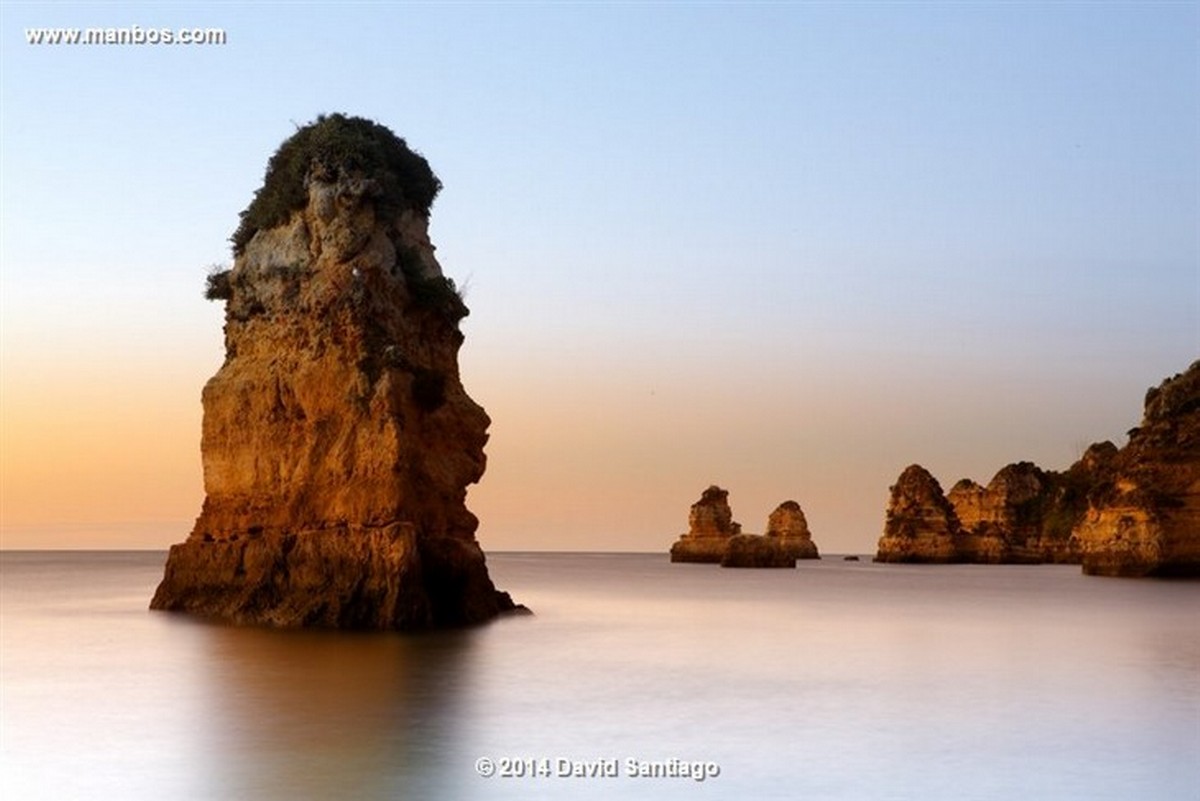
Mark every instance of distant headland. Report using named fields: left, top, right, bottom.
left=875, top=360, right=1200, bottom=577
left=150, top=114, right=519, bottom=627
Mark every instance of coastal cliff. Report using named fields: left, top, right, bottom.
left=875, top=361, right=1198, bottom=576
left=876, top=451, right=1115, bottom=565
left=151, top=114, right=517, bottom=627
left=1075, top=362, right=1200, bottom=576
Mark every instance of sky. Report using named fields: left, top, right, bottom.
left=1, top=2, right=1196, bottom=553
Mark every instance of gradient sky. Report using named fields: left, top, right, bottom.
left=1, top=2, right=1197, bottom=552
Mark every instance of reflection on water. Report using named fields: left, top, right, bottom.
left=194, top=624, right=478, bottom=799
left=2, top=552, right=1197, bottom=800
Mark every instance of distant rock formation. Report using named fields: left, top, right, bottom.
left=670, top=488, right=820, bottom=566
left=721, top=534, right=796, bottom=568
left=670, top=486, right=741, bottom=563
left=150, top=114, right=518, bottom=628
left=1075, top=362, right=1200, bottom=577
left=765, top=501, right=820, bottom=560
left=875, top=465, right=962, bottom=563
left=876, top=453, right=1116, bottom=564
left=876, top=360, right=1199, bottom=577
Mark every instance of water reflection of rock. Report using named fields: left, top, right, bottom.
left=193, top=624, right=479, bottom=799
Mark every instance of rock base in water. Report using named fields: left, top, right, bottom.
left=720, top=534, right=796, bottom=568
left=151, top=526, right=516, bottom=629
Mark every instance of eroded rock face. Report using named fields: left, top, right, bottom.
left=875, top=361, right=1198, bottom=576
left=1075, top=362, right=1200, bottom=577
left=670, top=486, right=741, bottom=563
left=721, top=534, right=796, bottom=568
left=765, top=501, right=820, bottom=560
left=874, top=465, right=962, bottom=563
left=877, top=458, right=1106, bottom=565
left=670, top=488, right=824, bottom=565
left=151, top=118, right=516, bottom=628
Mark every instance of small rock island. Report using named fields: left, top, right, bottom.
left=669, top=486, right=821, bottom=567
left=875, top=360, right=1199, bottom=577
left=151, top=114, right=518, bottom=628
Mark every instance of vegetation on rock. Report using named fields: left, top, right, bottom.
left=204, top=267, right=233, bottom=301
left=230, top=113, right=442, bottom=255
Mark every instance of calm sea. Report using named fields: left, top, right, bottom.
left=1, top=551, right=1197, bottom=800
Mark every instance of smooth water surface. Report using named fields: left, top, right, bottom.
left=2, top=552, right=1197, bottom=799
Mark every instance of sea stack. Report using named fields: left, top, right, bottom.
left=670, top=488, right=817, bottom=566
left=669, top=486, right=741, bottom=563
left=874, top=465, right=962, bottom=563
left=150, top=114, right=517, bottom=628
left=764, top=501, right=820, bottom=560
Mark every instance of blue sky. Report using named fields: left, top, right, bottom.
left=1, top=2, right=1196, bottom=551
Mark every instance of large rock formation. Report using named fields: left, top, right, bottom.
left=670, top=488, right=820, bottom=566
left=669, top=486, right=741, bottom=563
left=875, top=360, right=1199, bottom=576
left=1075, top=362, right=1200, bottom=577
left=151, top=114, right=517, bottom=628
left=874, top=465, right=962, bottom=563
left=876, top=455, right=1114, bottom=564
left=764, top=501, right=820, bottom=560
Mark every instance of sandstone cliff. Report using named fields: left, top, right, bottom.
left=876, top=454, right=1113, bottom=565
left=151, top=114, right=517, bottom=628
left=1075, top=362, right=1200, bottom=577
left=875, top=361, right=1198, bottom=576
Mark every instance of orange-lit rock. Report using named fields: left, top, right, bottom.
left=151, top=116, right=517, bottom=628
left=875, top=360, right=1198, bottom=577
left=670, top=485, right=741, bottom=563
left=1075, top=361, right=1200, bottom=577
left=765, top=501, right=820, bottom=560
left=874, top=465, right=962, bottom=563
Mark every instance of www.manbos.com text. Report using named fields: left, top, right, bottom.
left=25, top=25, right=227, bottom=46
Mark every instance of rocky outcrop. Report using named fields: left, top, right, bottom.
left=669, top=488, right=820, bottom=565
left=875, top=361, right=1199, bottom=576
left=721, top=534, right=796, bottom=568
left=670, top=486, right=741, bottom=563
left=765, top=501, right=820, bottom=559
left=874, top=465, right=962, bottom=563
left=876, top=456, right=1112, bottom=565
left=1075, top=362, right=1200, bottom=577
left=151, top=114, right=517, bottom=628
left=946, top=463, right=1055, bottom=563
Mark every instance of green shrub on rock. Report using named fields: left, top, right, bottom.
left=230, top=113, right=441, bottom=255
